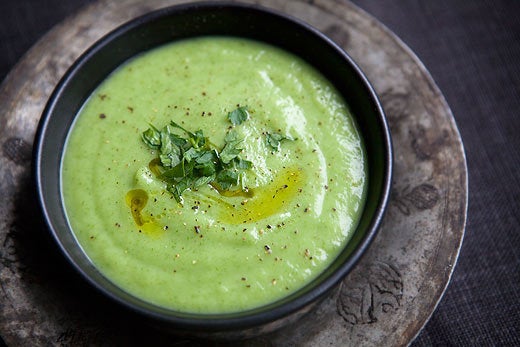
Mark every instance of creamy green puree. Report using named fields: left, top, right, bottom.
left=62, top=37, right=366, bottom=313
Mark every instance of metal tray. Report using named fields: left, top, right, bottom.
left=0, top=0, right=467, bottom=345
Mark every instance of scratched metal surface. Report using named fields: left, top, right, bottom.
left=0, top=0, right=467, bottom=345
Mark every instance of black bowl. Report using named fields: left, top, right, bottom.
left=34, top=1, right=392, bottom=339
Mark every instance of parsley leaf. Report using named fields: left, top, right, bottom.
left=265, top=132, right=294, bottom=151
left=215, top=169, right=239, bottom=190
left=227, top=106, right=249, bottom=126
left=141, top=125, right=161, bottom=149
left=220, top=131, right=244, bottom=164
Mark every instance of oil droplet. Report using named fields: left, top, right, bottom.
left=126, top=189, right=148, bottom=226
left=125, top=189, right=164, bottom=238
left=148, top=158, right=162, bottom=177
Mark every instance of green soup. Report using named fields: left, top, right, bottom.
left=62, top=37, right=367, bottom=313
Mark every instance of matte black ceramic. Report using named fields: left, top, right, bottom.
left=34, top=1, right=392, bottom=339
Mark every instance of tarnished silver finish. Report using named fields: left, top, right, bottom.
left=0, top=0, right=467, bottom=345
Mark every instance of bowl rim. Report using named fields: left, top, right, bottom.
left=34, top=0, right=392, bottom=332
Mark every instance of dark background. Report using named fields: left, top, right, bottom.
left=1, top=0, right=518, bottom=345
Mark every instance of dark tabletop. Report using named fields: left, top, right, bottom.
left=1, top=0, right=518, bottom=346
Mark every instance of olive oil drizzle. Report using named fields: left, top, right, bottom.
left=125, top=189, right=164, bottom=237
left=126, top=166, right=303, bottom=231
left=148, top=158, right=162, bottom=177
left=217, top=167, right=303, bottom=224
left=210, top=183, right=254, bottom=198
left=125, top=189, right=148, bottom=226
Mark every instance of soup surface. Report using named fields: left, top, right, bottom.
left=62, top=36, right=366, bottom=313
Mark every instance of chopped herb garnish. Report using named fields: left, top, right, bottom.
left=227, top=106, right=249, bottom=126
left=265, top=132, right=294, bottom=151
left=141, top=107, right=253, bottom=203
left=141, top=125, right=161, bottom=149
left=140, top=105, right=294, bottom=203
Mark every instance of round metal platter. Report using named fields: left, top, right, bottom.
left=0, top=0, right=467, bottom=345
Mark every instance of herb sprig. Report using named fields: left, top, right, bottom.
left=141, top=107, right=253, bottom=203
